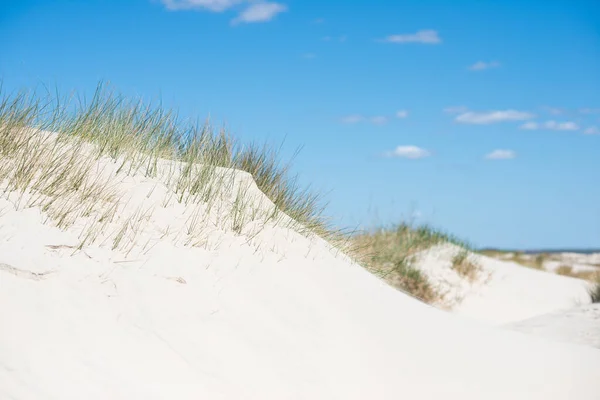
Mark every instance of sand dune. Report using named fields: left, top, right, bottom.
left=1, top=128, right=599, bottom=399
left=412, top=244, right=592, bottom=324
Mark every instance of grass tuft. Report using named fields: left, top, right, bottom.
left=451, top=249, right=481, bottom=282
left=588, top=273, right=600, bottom=303
left=351, top=222, right=472, bottom=304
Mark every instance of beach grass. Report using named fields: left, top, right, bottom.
left=0, top=82, right=350, bottom=253
left=351, top=222, right=472, bottom=304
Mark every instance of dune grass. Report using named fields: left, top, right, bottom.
left=589, top=274, right=600, bottom=303
left=555, top=265, right=597, bottom=281
left=451, top=249, right=481, bottom=282
left=480, top=250, right=548, bottom=271
left=352, top=222, right=472, bottom=304
left=0, top=82, right=350, bottom=253
left=507, top=252, right=547, bottom=270
left=480, top=251, right=600, bottom=286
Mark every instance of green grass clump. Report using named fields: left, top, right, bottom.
left=352, top=222, right=472, bottom=304
left=451, top=249, right=481, bottom=282
left=0, top=82, right=346, bottom=252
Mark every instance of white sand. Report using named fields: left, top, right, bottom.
left=505, top=303, right=600, bottom=349
left=1, top=131, right=599, bottom=399
left=413, top=244, right=592, bottom=324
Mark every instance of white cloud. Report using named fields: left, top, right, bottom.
left=302, top=53, right=316, bottom=59
left=231, top=2, right=287, bottom=24
left=584, top=126, right=599, bottom=135
left=580, top=108, right=600, bottom=115
left=468, top=61, right=500, bottom=71
left=161, top=0, right=287, bottom=24
left=485, top=149, right=516, bottom=160
left=443, top=106, right=468, bottom=114
left=519, top=120, right=580, bottom=131
left=387, top=145, right=431, bottom=159
left=312, top=18, right=325, bottom=24
left=341, top=111, right=407, bottom=125
left=370, top=116, right=389, bottom=125
left=381, top=30, right=441, bottom=44
left=340, top=114, right=364, bottom=124
left=455, top=110, right=535, bottom=124
left=161, top=0, right=243, bottom=12
left=519, top=121, right=539, bottom=130
left=544, top=120, right=579, bottom=131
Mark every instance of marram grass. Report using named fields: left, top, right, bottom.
left=351, top=222, right=473, bottom=304
left=0, top=82, right=351, bottom=254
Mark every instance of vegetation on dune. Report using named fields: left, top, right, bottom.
left=0, top=82, right=350, bottom=253
left=451, top=249, right=481, bottom=282
left=479, top=250, right=548, bottom=270
left=588, top=274, right=600, bottom=303
left=0, top=81, right=474, bottom=305
left=480, top=249, right=600, bottom=285
left=555, top=265, right=597, bottom=281
left=351, top=222, right=473, bottom=304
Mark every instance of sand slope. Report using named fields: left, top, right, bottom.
left=413, top=244, right=592, bottom=324
left=1, top=133, right=599, bottom=399
left=505, top=303, right=600, bottom=349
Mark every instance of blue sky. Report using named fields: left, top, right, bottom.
left=1, top=0, right=599, bottom=249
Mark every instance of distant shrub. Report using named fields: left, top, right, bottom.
left=555, top=265, right=574, bottom=276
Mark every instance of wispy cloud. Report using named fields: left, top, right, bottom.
left=231, top=1, right=287, bottom=24
left=485, top=149, right=516, bottom=160
left=160, top=0, right=286, bottom=24
left=519, top=121, right=538, bottom=130
left=380, top=30, right=441, bottom=44
left=340, top=114, right=365, bottom=124
left=370, top=116, right=389, bottom=125
left=519, top=120, right=580, bottom=131
left=386, top=145, right=431, bottom=159
left=312, top=17, right=325, bottom=24
left=584, top=126, right=599, bottom=135
left=455, top=110, right=535, bottom=124
left=161, top=0, right=243, bottom=12
left=545, top=121, right=579, bottom=130
left=341, top=111, right=406, bottom=125
left=468, top=61, right=500, bottom=71
left=301, top=53, right=316, bottom=59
